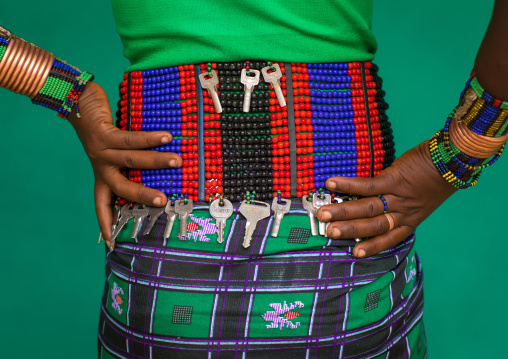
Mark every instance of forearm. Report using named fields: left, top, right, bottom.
left=444, top=0, right=508, bottom=160
left=474, top=0, right=508, bottom=100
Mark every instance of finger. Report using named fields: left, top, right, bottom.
left=325, top=174, right=392, bottom=197
left=317, top=196, right=391, bottom=222
left=103, top=168, right=167, bottom=207
left=94, top=178, right=113, bottom=247
left=352, top=226, right=414, bottom=258
left=102, top=149, right=182, bottom=169
left=326, top=212, right=402, bottom=239
left=107, top=127, right=173, bottom=150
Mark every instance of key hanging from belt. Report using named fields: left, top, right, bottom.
left=239, top=199, right=271, bottom=248
left=240, top=61, right=260, bottom=113
left=131, top=204, right=150, bottom=238
left=209, top=195, right=234, bottom=244
left=111, top=204, right=135, bottom=250
left=238, top=192, right=270, bottom=248
left=174, top=197, right=194, bottom=239
left=163, top=199, right=178, bottom=240
left=199, top=66, right=222, bottom=113
left=261, top=62, right=286, bottom=108
left=270, top=191, right=291, bottom=237
left=313, top=190, right=332, bottom=236
left=302, top=194, right=319, bottom=236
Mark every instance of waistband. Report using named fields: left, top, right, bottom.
left=116, top=60, right=394, bottom=204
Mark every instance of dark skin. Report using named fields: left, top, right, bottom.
left=67, top=82, right=181, bottom=249
left=68, top=1, right=508, bottom=253
left=317, top=0, right=508, bottom=258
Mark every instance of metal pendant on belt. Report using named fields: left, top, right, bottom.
left=209, top=196, right=234, bottom=244
left=270, top=196, right=291, bottom=237
left=262, top=63, right=286, bottom=108
left=199, top=69, right=222, bottom=113
left=241, top=68, right=260, bottom=113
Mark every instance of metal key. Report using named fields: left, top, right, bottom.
left=130, top=204, right=150, bottom=238
left=270, top=197, right=291, bottom=237
left=262, top=63, right=286, bottom=108
left=174, top=199, right=194, bottom=238
left=209, top=198, right=234, bottom=244
left=111, top=205, right=121, bottom=238
left=313, top=193, right=332, bottom=236
left=240, top=68, right=260, bottom=112
left=163, top=201, right=178, bottom=240
left=111, top=204, right=135, bottom=250
left=143, top=205, right=165, bottom=235
left=199, top=70, right=222, bottom=113
left=239, top=200, right=271, bottom=248
left=302, top=196, right=318, bottom=236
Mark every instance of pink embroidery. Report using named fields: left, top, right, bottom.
left=178, top=214, right=218, bottom=242
left=262, top=301, right=304, bottom=330
left=111, top=282, right=125, bottom=315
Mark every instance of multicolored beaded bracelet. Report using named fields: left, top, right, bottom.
left=455, top=70, right=508, bottom=137
left=0, top=35, right=9, bottom=63
left=429, top=112, right=504, bottom=189
left=378, top=195, right=388, bottom=213
left=31, top=58, right=94, bottom=119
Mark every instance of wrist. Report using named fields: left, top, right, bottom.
left=67, top=81, right=107, bottom=124
left=0, top=27, right=94, bottom=119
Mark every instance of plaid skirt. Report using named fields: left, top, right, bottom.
left=98, top=200, right=425, bottom=358
left=98, top=60, right=425, bottom=358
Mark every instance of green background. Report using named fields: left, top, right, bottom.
left=0, top=1, right=506, bottom=357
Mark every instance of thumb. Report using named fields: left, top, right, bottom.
left=94, top=177, right=114, bottom=245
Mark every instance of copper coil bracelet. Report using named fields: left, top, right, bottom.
left=0, top=26, right=93, bottom=119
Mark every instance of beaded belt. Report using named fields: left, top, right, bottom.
left=115, top=60, right=394, bottom=205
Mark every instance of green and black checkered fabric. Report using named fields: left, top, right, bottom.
left=98, top=200, right=425, bottom=358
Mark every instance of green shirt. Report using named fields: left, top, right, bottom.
left=111, top=0, right=377, bottom=72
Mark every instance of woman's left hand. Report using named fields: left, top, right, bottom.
left=316, top=141, right=457, bottom=258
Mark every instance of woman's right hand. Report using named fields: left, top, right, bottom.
left=67, top=81, right=182, bottom=247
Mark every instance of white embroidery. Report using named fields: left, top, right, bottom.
left=405, top=254, right=417, bottom=284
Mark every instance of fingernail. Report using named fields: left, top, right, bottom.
left=320, top=210, right=331, bottom=221
left=161, top=136, right=170, bottom=144
left=332, top=228, right=341, bottom=238
left=326, top=180, right=337, bottom=190
left=169, top=159, right=178, bottom=167
left=356, top=249, right=366, bottom=258
left=154, top=197, right=164, bottom=207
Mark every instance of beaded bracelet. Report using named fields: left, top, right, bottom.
left=0, top=35, right=8, bottom=63
left=0, top=27, right=93, bottom=117
left=429, top=112, right=504, bottom=189
left=31, top=58, right=94, bottom=119
left=455, top=71, right=508, bottom=137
